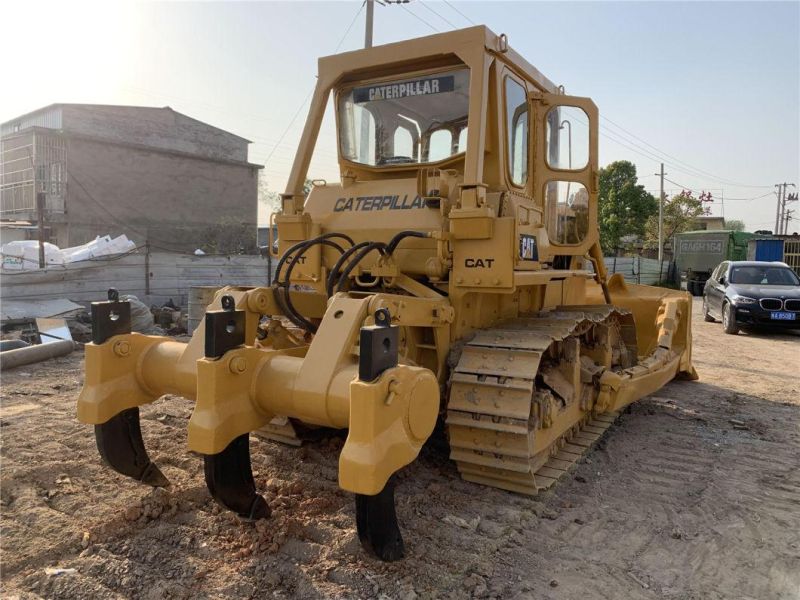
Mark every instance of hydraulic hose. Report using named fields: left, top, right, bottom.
left=273, top=233, right=354, bottom=285
left=281, top=238, right=346, bottom=333
left=336, top=242, right=388, bottom=293
left=385, top=230, right=428, bottom=254
left=326, top=241, right=373, bottom=297
left=271, top=232, right=353, bottom=333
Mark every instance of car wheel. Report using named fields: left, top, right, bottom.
left=703, top=296, right=715, bottom=322
left=722, top=302, right=739, bottom=335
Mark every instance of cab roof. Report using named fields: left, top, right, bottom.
left=318, top=25, right=559, bottom=94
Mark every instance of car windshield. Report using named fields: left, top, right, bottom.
left=730, top=266, right=800, bottom=285
left=338, top=68, right=470, bottom=167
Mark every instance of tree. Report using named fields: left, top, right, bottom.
left=644, top=190, right=709, bottom=249
left=258, top=172, right=281, bottom=214
left=724, top=219, right=746, bottom=232
left=260, top=175, right=318, bottom=215
left=198, top=216, right=257, bottom=254
left=598, top=161, right=658, bottom=254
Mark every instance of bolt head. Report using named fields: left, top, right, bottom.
left=113, top=340, right=130, bottom=357
left=229, top=356, right=247, bottom=374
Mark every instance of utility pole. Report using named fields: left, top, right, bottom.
left=659, top=162, right=664, bottom=263
left=36, top=192, right=46, bottom=269
left=775, top=183, right=785, bottom=234
left=365, top=0, right=374, bottom=48
left=782, top=186, right=798, bottom=234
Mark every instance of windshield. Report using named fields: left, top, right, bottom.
left=338, top=68, right=470, bottom=166
left=730, top=265, right=800, bottom=285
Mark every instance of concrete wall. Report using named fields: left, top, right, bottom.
left=0, top=226, right=30, bottom=245
left=63, top=136, right=258, bottom=252
left=62, top=105, right=249, bottom=163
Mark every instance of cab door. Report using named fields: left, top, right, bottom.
left=531, top=92, right=599, bottom=257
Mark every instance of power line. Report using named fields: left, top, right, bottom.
left=418, top=0, right=458, bottom=29
left=659, top=177, right=773, bottom=203
left=718, top=191, right=775, bottom=202
left=401, top=3, right=440, bottom=32
left=599, top=122, right=743, bottom=185
left=263, top=1, right=366, bottom=167
left=442, top=0, right=477, bottom=25
left=598, top=125, right=774, bottom=196
left=601, top=115, right=771, bottom=188
left=334, top=1, right=367, bottom=53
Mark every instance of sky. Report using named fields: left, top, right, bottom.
left=2, top=1, right=798, bottom=231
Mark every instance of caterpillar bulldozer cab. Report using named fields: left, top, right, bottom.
left=78, top=26, right=696, bottom=561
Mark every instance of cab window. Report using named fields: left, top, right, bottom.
left=505, top=77, right=528, bottom=186
left=339, top=68, right=470, bottom=166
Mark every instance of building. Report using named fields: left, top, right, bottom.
left=692, top=216, right=726, bottom=231
left=1, top=104, right=261, bottom=252
left=747, top=234, right=800, bottom=276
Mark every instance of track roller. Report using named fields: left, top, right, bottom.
left=95, top=407, right=169, bottom=487
left=203, top=433, right=270, bottom=520
left=355, top=477, right=404, bottom=561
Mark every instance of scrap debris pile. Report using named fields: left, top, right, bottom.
left=0, top=296, right=189, bottom=351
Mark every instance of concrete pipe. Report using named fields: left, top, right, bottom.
left=0, top=340, right=75, bottom=371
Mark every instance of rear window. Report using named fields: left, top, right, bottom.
left=730, top=266, right=800, bottom=285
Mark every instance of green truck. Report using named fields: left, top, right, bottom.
left=674, top=230, right=754, bottom=295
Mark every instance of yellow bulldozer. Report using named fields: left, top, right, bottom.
left=78, top=26, right=696, bottom=561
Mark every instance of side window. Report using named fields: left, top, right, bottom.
left=546, top=181, right=589, bottom=244
left=505, top=77, right=528, bottom=186
left=341, top=104, right=376, bottom=164
left=393, top=127, right=414, bottom=159
left=710, top=264, right=721, bottom=282
left=717, top=262, right=728, bottom=282
left=545, top=105, right=590, bottom=170
left=457, top=127, right=468, bottom=153
left=428, top=129, right=453, bottom=162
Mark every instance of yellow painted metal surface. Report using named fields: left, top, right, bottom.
left=340, top=365, right=439, bottom=495
left=79, top=24, right=696, bottom=506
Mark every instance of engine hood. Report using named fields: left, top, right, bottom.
left=728, top=284, right=800, bottom=298
left=304, top=178, right=443, bottom=243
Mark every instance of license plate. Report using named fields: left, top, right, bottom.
left=771, top=311, right=796, bottom=321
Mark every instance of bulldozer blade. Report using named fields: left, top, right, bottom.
left=203, top=434, right=270, bottom=520
left=95, top=407, right=170, bottom=487
left=355, top=477, right=404, bottom=562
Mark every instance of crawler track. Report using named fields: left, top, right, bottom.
left=446, top=306, right=638, bottom=494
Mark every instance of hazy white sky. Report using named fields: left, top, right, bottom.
left=2, top=1, right=797, bottom=230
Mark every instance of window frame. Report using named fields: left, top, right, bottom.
left=543, top=105, right=591, bottom=173
left=334, top=65, right=471, bottom=171
left=716, top=262, right=729, bottom=282
left=503, top=74, right=530, bottom=189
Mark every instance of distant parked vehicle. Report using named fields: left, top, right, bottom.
left=702, top=261, right=800, bottom=334
left=674, top=230, right=754, bottom=296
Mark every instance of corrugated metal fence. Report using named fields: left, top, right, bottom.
left=0, top=251, right=272, bottom=307
left=603, top=256, right=674, bottom=285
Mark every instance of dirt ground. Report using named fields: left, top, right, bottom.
left=1, top=301, right=799, bottom=599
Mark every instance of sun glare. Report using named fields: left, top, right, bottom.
left=0, top=1, right=137, bottom=118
